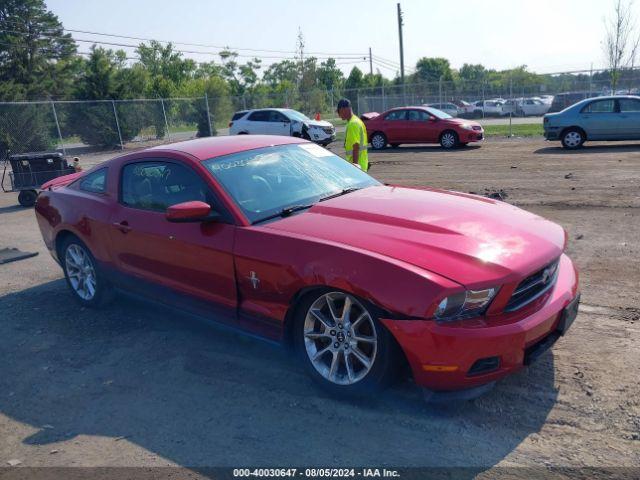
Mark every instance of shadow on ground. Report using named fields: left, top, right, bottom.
left=370, top=145, right=482, bottom=155
left=0, top=279, right=558, bottom=474
left=535, top=143, right=640, bottom=155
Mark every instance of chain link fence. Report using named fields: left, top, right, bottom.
left=2, top=69, right=640, bottom=159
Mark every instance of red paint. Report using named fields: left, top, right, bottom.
left=363, top=107, right=484, bottom=145
left=34, top=136, right=579, bottom=392
left=166, top=201, right=211, bottom=222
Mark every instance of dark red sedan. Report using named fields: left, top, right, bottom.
left=35, top=136, right=579, bottom=400
left=363, top=106, right=484, bottom=149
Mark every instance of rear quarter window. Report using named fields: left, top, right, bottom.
left=79, top=168, right=107, bottom=194
left=232, top=111, right=248, bottom=121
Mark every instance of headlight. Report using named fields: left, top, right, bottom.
left=460, top=123, right=475, bottom=130
left=434, top=287, right=499, bottom=322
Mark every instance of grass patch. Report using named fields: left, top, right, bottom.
left=483, top=123, right=543, bottom=137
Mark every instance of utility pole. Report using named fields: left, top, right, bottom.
left=397, top=3, right=405, bottom=85
left=369, top=47, right=373, bottom=75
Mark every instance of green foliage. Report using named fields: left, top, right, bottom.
left=344, top=66, right=365, bottom=91
left=0, top=0, right=78, bottom=100
left=0, top=103, right=56, bottom=157
left=414, top=57, right=453, bottom=83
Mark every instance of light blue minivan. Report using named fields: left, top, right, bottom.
left=543, top=95, right=640, bottom=149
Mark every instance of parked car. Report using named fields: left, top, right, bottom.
left=362, top=106, right=484, bottom=149
left=502, top=98, right=551, bottom=117
left=425, top=102, right=459, bottom=117
left=229, top=108, right=336, bottom=145
left=548, top=92, right=599, bottom=113
left=34, top=135, right=579, bottom=399
left=544, top=95, right=640, bottom=149
left=471, top=100, right=503, bottom=117
left=451, top=100, right=475, bottom=116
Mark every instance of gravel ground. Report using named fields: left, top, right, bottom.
left=0, top=137, right=638, bottom=477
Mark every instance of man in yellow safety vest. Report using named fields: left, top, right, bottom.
left=336, top=98, right=369, bottom=171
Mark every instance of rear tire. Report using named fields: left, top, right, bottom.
left=294, top=290, right=399, bottom=396
left=561, top=128, right=585, bottom=149
left=18, top=189, right=37, bottom=207
left=370, top=132, right=387, bottom=150
left=440, top=130, right=459, bottom=149
left=60, top=236, right=113, bottom=308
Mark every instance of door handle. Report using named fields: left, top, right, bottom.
left=113, top=220, right=132, bottom=233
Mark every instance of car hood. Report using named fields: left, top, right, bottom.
left=263, top=185, right=565, bottom=288
left=441, top=118, right=482, bottom=128
left=306, top=120, right=334, bottom=128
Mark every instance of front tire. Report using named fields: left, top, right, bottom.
left=294, top=290, right=399, bottom=395
left=61, top=237, right=113, bottom=308
left=561, top=128, right=585, bottom=149
left=440, top=130, right=459, bottom=149
left=370, top=132, right=387, bottom=150
left=18, top=189, right=37, bottom=207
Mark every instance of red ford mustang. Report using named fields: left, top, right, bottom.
left=35, top=136, right=579, bottom=400
left=363, top=106, right=484, bottom=150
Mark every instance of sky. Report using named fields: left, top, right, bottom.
left=47, top=0, right=640, bottom=77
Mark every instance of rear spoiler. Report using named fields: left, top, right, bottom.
left=41, top=171, right=83, bottom=191
left=360, top=112, right=380, bottom=122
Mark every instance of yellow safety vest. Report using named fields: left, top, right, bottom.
left=344, top=114, right=369, bottom=171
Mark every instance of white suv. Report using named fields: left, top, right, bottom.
left=229, top=108, right=336, bottom=145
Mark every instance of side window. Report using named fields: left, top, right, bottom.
left=582, top=100, right=615, bottom=113
left=619, top=99, right=640, bottom=112
left=407, top=110, right=428, bottom=121
left=248, top=110, right=269, bottom=122
left=121, top=161, right=209, bottom=212
left=79, top=168, right=107, bottom=194
left=384, top=110, right=407, bottom=121
left=232, top=111, right=247, bottom=121
left=269, top=111, right=288, bottom=122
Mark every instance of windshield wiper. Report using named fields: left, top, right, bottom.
left=253, top=204, right=314, bottom=224
left=319, top=187, right=362, bottom=202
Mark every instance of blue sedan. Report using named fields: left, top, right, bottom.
left=543, top=95, right=640, bottom=149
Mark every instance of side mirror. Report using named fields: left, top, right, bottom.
left=166, top=201, right=216, bottom=223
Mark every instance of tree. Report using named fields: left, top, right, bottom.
left=0, top=0, right=78, bottom=100
left=317, top=58, right=344, bottom=91
left=218, top=49, right=262, bottom=96
left=68, top=46, right=149, bottom=146
left=603, top=0, right=639, bottom=91
left=459, top=64, right=487, bottom=84
left=137, top=41, right=196, bottom=97
left=413, top=57, right=453, bottom=83
left=344, top=66, right=365, bottom=91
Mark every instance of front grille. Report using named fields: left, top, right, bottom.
left=505, top=259, right=560, bottom=312
left=467, top=356, right=500, bottom=376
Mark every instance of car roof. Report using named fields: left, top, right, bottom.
left=147, top=135, right=307, bottom=161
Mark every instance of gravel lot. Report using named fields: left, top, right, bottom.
left=0, top=137, right=638, bottom=476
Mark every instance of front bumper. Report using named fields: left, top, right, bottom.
left=461, top=129, right=484, bottom=142
left=381, top=254, right=579, bottom=392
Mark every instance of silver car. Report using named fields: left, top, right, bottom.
left=544, top=95, right=640, bottom=149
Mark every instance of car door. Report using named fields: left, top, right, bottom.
left=406, top=109, right=438, bottom=143
left=381, top=109, right=408, bottom=142
left=578, top=99, right=619, bottom=139
left=108, top=158, right=238, bottom=318
left=617, top=98, right=640, bottom=139
left=245, top=110, right=270, bottom=134
left=268, top=110, right=292, bottom=136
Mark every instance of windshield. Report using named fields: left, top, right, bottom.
left=283, top=109, right=311, bottom=122
left=423, top=106, right=452, bottom=119
left=203, top=143, right=380, bottom=223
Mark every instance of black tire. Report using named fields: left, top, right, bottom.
left=17, top=189, right=37, bottom=207
left=293, top=289, right=400, bottom=396
left=561, top=128, right=585, bottom=149
left=440, top=130, right=459, bottom=149
left=370, top=132, right=387, bottom=150
left=60, top=236, right=113, bottom=308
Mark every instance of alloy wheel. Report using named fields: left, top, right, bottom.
left=65, top=244, right=97, bottom=301
left=303, top=292, right=378, bottom=386
left=371, top=134, right=386, bottom=149
left=441, top=132, right=457, bottom=148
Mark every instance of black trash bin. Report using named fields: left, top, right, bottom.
left=2, top=152, right=76, bottom=207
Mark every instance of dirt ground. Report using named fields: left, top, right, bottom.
left=0, top=137, right=638, bottom=477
